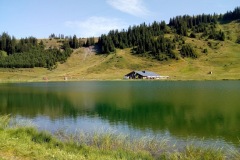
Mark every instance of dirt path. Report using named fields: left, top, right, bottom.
left=83, top=46, right=95, bottom=61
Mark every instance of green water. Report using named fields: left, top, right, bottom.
left=0, top=81, right=240, bottom=146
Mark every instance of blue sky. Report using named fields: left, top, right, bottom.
left=0, top=0, right=239, bottom=38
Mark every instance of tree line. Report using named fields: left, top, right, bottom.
left=97, top=20, right=197, bottom=59
left=222, top=7, right=240, bottom=21
left=97, top=7, right=240, bottom=59
left=0, top=32, right=97, bottom=69
left=49, top=34, right=95, bottom=49
left=0, top=33, right=73, bottom=69
left=0, top=47, right=72, bottom=69
left=0, top=32, right=39, bottom=55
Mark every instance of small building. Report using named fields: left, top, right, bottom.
left=124, top=71, right=168, bottom=79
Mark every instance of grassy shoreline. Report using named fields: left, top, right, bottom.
left=0, top=78, right=240, bottom=84
left=0, top=115, right=239, bottom=160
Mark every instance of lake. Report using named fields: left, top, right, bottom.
left=0, top=81, right=240, bottom=149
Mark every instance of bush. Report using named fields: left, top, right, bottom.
left=180, top=44, right=198, bottom=58
left=236, top=36, right=240, bottom=44
left=0, top=50, right=8, bottom=58
left=203, top=48, right=208, bottom=53
left=0, top=115, right=11, bottom=129
left=158, top=53, right=169, bottom=61
left=32, top=131, right=53, bottom=144
left=190, top=32, right=197, bottom=38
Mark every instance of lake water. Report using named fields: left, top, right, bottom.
left=0, top=81, right=240, bottom=148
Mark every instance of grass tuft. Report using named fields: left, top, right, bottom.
left=0, top=115, right=11, bottom=129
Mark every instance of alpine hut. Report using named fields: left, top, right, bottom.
left=124, top=71, right=165, bottom=79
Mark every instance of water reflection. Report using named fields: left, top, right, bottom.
left=0, top=81, right=240, bottom=145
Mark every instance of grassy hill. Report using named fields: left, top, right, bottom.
left=0, top=21, right=239, bottom=82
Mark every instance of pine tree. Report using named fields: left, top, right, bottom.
left=72, top=35, right=79, bottom=49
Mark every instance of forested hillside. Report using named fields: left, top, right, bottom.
left=0, top=7, right=239, bottom=70
left=0, top=35, right=73, bottom=69
left=0, top=32, right=96, bottom=69
left=98, top=7, right=240, bottom=60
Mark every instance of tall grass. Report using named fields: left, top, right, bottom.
left=54, top=128, right=240, bottom=159
left=0, top=115, right=11, bottom=129
left=0, top=115, right=239, bottom=159
left=55, top=129, right=170, bottom=155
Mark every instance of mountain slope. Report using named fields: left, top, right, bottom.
left=0, top=21, right=240, bottom=82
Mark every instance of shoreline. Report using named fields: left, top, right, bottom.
left=0, top=78, right=240, bottom=84
left=0, top=115, right=239, bottom=159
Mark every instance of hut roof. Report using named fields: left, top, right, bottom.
left=126, top=71, right=160, bottom=77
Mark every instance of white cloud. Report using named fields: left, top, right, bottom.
left=65, top=17, right=127, bottom=37
left=106, top=0, right=151, bottom=17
